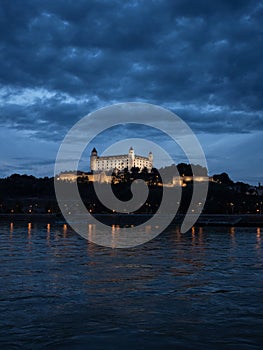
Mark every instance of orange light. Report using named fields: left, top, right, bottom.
left=63, top=224, right=67, bottom=236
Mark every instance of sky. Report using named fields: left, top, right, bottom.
left=0, top=0, right=262, bottom=184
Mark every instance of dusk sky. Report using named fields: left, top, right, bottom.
left=0, top=0, right=262, bottom=184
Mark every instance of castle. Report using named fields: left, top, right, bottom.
left=56, top=146, right=212, bottom=185
left=90, top=147, right=153, bottom=173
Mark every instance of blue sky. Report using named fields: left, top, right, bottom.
left=0, top=0, right=262, bottom=184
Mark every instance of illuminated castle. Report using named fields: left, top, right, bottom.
left=90, top=147, right=153, bottom=172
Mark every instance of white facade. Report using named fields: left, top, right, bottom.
left=90, top=147, right=153, bottom=172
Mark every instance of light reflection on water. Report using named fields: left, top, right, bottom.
left=0, top=222, right=263, bottom=350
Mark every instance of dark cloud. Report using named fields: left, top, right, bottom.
left=0, top=0, right=262, bottom=180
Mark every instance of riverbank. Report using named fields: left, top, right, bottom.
left=1, top=213, right=263, bottom=227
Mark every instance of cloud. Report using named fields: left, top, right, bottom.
left=0, top=0, right=262, bottom=181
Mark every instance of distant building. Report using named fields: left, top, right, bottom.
left=166, top=175, right=214, bottom=187
left=257, top=183, right=263, bottom=196
left=56, top=171, right=89, bottom=182
left=90, top=147, right=153, bottom=172
left=56, top=147, right=212, bottom=187
left=247, top=183, right=263, bottom=196
left=56, top=147, right=153, bottom=183
left=56, top=171, right=112, bottom=184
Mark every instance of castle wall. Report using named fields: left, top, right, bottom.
left=90, top=148, right=153, bottom=172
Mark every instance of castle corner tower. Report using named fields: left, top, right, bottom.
left=128, top=147, right=135, bottom=170
left=90, top=147, right=98, bottom=171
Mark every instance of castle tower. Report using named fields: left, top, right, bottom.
left=148, top=151, right=153, bottom=163
left=128, top=147, right=135, bottom=170
left=90, top=147, right=98, bottom=172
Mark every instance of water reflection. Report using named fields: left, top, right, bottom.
left=10, top=222, right=13, bottom=238
left=256, top=227, right=261, bottom=255
left=46, top=223, right=51, bottom=243
left=88, top=224, right=95, bottom=239
left=27, top=222, right=32, bottom=251
left=28, top=222, right=32, bottom=236
left=190, top=226, right=205, bottom=246
left=175, top=226, right=181, bottom=243
left=229, top=226, right=236, bottom=247
left=1, top=222, right=263, bottom=350
left=86, top=222, right=162, bottom=248
left=111, top=225, right=117, bottom=248
left=145, top=225, right=151, bottom=234
left=63, top=223, right=67, bottom=237
left=3, top=221, right=263, bottom=262
left=198, top=227, right=203, bottom=245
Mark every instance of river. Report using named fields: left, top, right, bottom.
left=0, top=222, right=263, bottom=349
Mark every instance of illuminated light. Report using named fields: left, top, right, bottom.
left=145, top=225, right=151, bottom=234
left=88, top=224, right=94, bottom=240
left=11, top=209, right=14, bottom=213
left=28, top=222, right=32, bottom=235
left=10, top=222, right=14, bottom=233
left=47, top=223, right=51, bottom=241
left=257, top=227, right=261, bottom=238
left=47, top=209, right=51, bottom=213
left=63, top=224, right=67, bottom=237
left=28, top=209, right=32, bottom=213
left=191, top=226, right=195, bottom=235
left=230, top=227, right=235, bottom=235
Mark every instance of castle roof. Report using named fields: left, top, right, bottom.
left=97, top=154, right=150, bottom=161
left=98, top=155, right=128, bottom=160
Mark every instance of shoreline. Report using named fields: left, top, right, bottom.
left=0, top=213, right=263, bottom=227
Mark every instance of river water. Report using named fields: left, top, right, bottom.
left=0, top=222, right=263, bottom=349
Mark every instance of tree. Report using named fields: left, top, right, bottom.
left=213, top=172, right=234, bottom=185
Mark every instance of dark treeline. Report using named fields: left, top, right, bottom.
left=0, top=174, right=54, bottom=198
left=0, top=164, right=262, bottom=215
